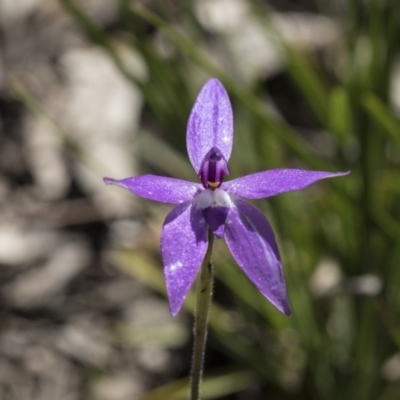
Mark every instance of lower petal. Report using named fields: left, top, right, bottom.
left=224, top=199, right=291, bottom=315
left=161, top=202, right=208, bottom=316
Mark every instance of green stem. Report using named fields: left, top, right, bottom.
left=190, top=230, right=215, bottom=400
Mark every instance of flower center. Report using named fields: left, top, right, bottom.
left=193, top=188, right=233, bottom=210
left=193, top=188, right=232, bottom=238
left=199, top=146, right=230, bottom=189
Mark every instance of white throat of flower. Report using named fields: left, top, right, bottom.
left=193, top=188, right=233, bottom=210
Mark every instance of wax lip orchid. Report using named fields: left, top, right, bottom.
left=104, top=78, right=348, bottom=317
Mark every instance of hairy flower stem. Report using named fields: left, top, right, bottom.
left=190, top=230, right=215, bottom=400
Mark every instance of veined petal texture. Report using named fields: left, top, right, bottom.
left=103, top=175, right=201, bottom=204
left=223, top=169, right=349, bottom=199
left=161, top=202, right=208, bottom=316
left=187, top=78, right=233, bottom=173
left=224, top=199, right=291, bottom=315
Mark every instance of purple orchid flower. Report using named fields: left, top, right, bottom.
left=104, top=78, right=348, bottom=317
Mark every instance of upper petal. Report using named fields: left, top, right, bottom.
left=103, top=175, right=201, bottom=204
left=224, top=199, right=290, bottom=315
left=186, top=78, right=233, bottom=173
left=161, top=202, right=208, bottom=316
left=223, top=169, right=349, bottom=199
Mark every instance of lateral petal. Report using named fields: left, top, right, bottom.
left=161, top=202, right=208, bottom=316
left=104, top=175, right=201, bottom=204
left=223, top=169, right=349, bottom=199
left=186, top=78, right=233, bottom=173
left=224, top=199, right=291, bottom=315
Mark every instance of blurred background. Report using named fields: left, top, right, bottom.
left=0, top=0, right=399, bottom=399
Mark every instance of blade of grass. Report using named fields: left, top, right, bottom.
left=137, top=367, right=256, bottom=400
left=362, top=92, right=400, bottom=150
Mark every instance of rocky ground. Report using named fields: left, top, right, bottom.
left=0, top=1, right=183, bottom=399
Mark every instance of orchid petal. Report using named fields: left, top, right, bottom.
left=202, top=206, right=229, bottom=238
left=161, top=202, right=208, bottom=316
left=224, top=199, right=290, bottom=315
left=187, top=78, right=233, bottom=173
left=104, top=175, right=201, bottom=204
left=223, top=169, right=349, bottom=199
